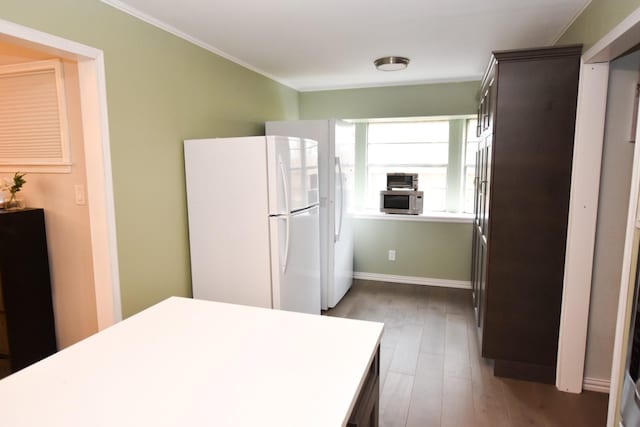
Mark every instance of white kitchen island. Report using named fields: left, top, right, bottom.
left=0, top=297, right=382, bottom=426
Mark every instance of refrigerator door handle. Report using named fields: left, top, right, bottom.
left=335, top=156, right=344, bottom=243
left=280, top=215, right=291, bottom=274
left=279, top=156, right=291, bottom=215
left=278, top=157, right=292, bottom=273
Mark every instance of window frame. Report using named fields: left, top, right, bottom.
left=360, top=117, right=476, bottom=214
left=364, top=120, right=450, bottom=212
left=0, top=59, right=71, bottom=173
left=462, top=118, right=480, bottom=214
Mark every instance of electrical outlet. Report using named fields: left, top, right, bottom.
left=388, top=250, right=396, bottom=262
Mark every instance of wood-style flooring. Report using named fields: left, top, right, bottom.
left=326, top=280, right=609, bottom=427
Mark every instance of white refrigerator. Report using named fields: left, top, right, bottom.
left=266, top=120, right=355, bottom=309
left=184, top=136, right=321, bottom=314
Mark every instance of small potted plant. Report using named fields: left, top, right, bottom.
left=1, top=172, right=26, bottom=209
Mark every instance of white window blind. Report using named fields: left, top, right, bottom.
left=0, top=60, right=70, bottom=172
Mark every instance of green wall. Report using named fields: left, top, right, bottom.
left=299, top=81, right=479, bottom=119
left=0, top=0, right=299, bottom=317
left=557, top=0, right=640, bottom=49
left=354, top=219, right=471, bottom=281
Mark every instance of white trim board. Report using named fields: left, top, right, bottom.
left=583, top=377, right=611, bottom=394
left=353, top=272, right=471, bottom=289
left=556, top=61, right=610, bottom=394
left=0, top=18, right=122, bottom=329
left=551, top=4, right=640, bottom=426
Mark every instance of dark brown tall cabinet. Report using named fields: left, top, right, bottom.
left=470, top=45, right=581, bottom=383
left=0, top=208, right=57, bottom=378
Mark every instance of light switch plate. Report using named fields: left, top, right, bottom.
left=74, top=184, right=86, bottom=205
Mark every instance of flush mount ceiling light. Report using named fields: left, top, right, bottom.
left=374, top=56, right=410, bottom=71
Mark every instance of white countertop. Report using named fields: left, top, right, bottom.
left=0, top=297, right=383, bottom=426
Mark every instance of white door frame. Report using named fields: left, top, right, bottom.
left=556, top=59, right=609, bottom=393
left=554, top=3, right=640, bottom=423
left=0, top=19, right=122, bottom=329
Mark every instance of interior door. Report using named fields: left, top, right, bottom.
left=269, top=206, right=321, bottom=315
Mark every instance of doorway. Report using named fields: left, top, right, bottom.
left=0, top=19, right=121, bottom=343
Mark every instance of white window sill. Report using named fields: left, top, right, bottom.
left=0, top=163, right=72, bottom=174
left=352, top=210, right=474, bottom=224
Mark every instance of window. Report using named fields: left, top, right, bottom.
left=360, top=118, right=477, bottom=214
left=463, top=119, right=480, bottom=213
left=0, top=59, right=71, bottom=173
left=364, top=120, right=450, bottom=212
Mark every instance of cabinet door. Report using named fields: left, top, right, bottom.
left=0, top=209, right=57, bottom=372
left=473, top=228, right=484, bottom=326
left=471, top=225, right=478, bottom=310
left=478, top=138, right=487, bottom=236
left=0, top=314, right=9, bottom=356
left=483, top=89, right=490, bottom=131
left=482, top=135, right=492, bottom=236
left=348, top=347, right=380, bottom=427
left=473, top=148, right=481, bottom=223
left=477, top=239, right=488, bottom=337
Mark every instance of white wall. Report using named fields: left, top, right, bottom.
left=585, top=50, right=640, bottom=381
left=0, top=41, right=98, bottom=348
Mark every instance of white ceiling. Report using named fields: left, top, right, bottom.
left=102, top=0, right=591, bottom=92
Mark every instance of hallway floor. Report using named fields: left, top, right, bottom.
left=326, top=280, right=609, bottom=427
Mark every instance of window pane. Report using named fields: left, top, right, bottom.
left=466, top=119, right=479, bottom=141
left=368, top=142, right=448, bottom=166
left=368, top=121, right=449, bottom=144
left=463, top=166, right=475, bottom=213
left=465, top=141, right=478, bottom=166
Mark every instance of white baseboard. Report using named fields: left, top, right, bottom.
left=353, top=272, right=471, bottom=290
left=583, top=377, right=610, bottom=393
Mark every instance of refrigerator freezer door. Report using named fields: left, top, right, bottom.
left=269, top=205, right=321, bottom=314
left=267, top=136, right=319, bottom=215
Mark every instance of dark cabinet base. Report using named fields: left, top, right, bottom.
left=494, top=359, right=556, bottom=384
left=0, top=208, right=57, bottom=377
left=348, top=346, right=380, bottom=427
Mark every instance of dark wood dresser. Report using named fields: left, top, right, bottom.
left=0, top=208, right=57, bottom=377
left=470, top=45, right=582, bottom=383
